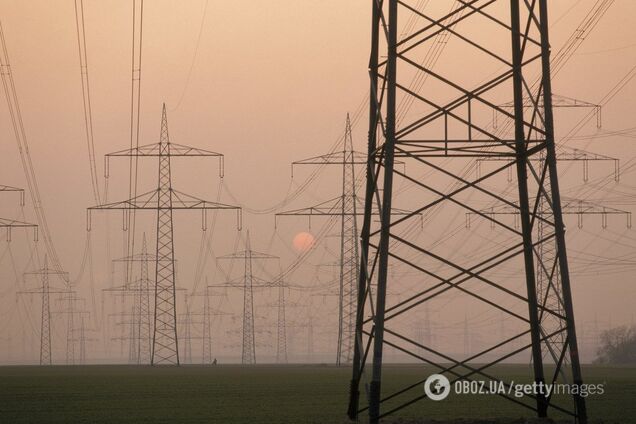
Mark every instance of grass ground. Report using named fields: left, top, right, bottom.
left=0, top=364, right=633, bottom=423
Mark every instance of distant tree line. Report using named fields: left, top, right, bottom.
left=594, top=325, right=636, bottom=364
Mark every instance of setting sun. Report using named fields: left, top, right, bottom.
left=292, top=232, right=315, bottom=252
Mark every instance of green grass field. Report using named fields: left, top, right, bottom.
left=0, top=364, right=633, bottom=423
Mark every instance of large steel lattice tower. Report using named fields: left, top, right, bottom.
left=89, top=104, right=241, bottom=365
left=278, top=116, right=410, bottom=365
left=216, top=232, right=279, bottom=364
left=105, top=233, right=157, bottom=364
left=277, top=115, right=365, bottom=365
left=19, top=256, right=69, bottom=365
left=348, top=1, right=587, bottom=423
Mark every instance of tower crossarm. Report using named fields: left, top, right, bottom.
left=496, top=93, right=602, bottom=129
left=105, top=142, right=224, bottom=177
left=209, top=275, right=275, bottom=289
left=291, top=151, right=368, bottom=177
left=0, top=184, right=25, bottom=206
left=103, top=282, right=186, bottom=293
left=217, top=250, right=279, bottom=260
left=0, top=217, right=38, bottom=241
left=275, top=196, right=420, bottom=227
left=466, top=197, right=632, bottom=229
left=23, top=267, right=69, bottom=279
left=16, top=287, right=69, bottom=295
left=476, top=146, right=620, bottom=181
left=112, top=252, right=156, bottom=262
left=87, top=188, right=242, bottom=231
left=291, top=151, right=405, bottom=177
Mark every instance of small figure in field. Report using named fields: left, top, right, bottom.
left=212, top=358, right=217, bottom=365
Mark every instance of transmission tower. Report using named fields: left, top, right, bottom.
left=88, top=104, right=241, bottom=365
left=467, top=196, right=630, bottom=365
left=349, top=2, right=589, bottom=422
left=135, top=234, right=153, bottom=364
left=214, top=232, right=279, bottom=364
left=277, top=115, right=412, bottom=366
left=70, top=315, right=98, bottom=365
left=475, top=104, right=627, bottom=366
left=53, top=292, right=89, bottom=365
left=259, top=280, right=301, bottom=364
left=186, top=281, right=229, bottom=364
left=103, top=234, right=162, bottom=364
left=276, top=282, right=288, bottom=364
left=284, top=310, right=316, bottom=362
left=105, top=239, right=187, bottom=364
left=201, top=285, right=228, bottom=364
left=19, top=256, right=69, bottom=365
left=178, top=298, right=200, bottom=364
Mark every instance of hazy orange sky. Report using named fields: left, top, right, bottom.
left=0, top=1, right=635, bottom=364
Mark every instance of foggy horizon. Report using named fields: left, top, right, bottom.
left=0, top=0, right=634, bottom=369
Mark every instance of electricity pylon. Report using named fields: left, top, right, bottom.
left=70, top=315, right=98, bottom=365
left=53, top=292, right=89, bottom=365
left=125, top=234, right=153, bottom=364
left=18, top=256, right=69, bottom=365
left=214, top=232, right=279, bottom=364
left=276, top=282, right=287, bottom=364
left=467, top=196, right=630, bottom=367
left=259, top=279, right=296, bottom=363
left=103, top=234, right=160, bottom=364
left=88, top=104, right=241, bottom=365
left=480, top=97, right=622, bottom=369
left=277, top=115, right=412, bottom=366
left=349, top=2, right=588, bottom=422
left=187, top=281, right=228, bottom=364
left=178, top=299, right=200, bottom=364
left=475, top=106, right=626, bottom=367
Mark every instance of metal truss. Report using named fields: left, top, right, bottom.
left=466, top=197, right=632, bottom=230
left=277, top=115, right=415, bottom=366
left=214, top=232, right=280, bottom=364
left=88, top=104, right=240, bottom=365
left=104, top=234, right=154, bottom=364
left=476, top=146, right=620, bottom=183
left=494, top=93, right=602, bottom=129
left=349, top=1, right=588, bottom=423
left=19, top=256, right=70, bottom=365
left=187, top=283, right=228, bottom=365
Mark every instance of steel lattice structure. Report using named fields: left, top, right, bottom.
left=88, top=104, right=241, bottom=365
left=348, top=1, right=588, bottom=423
left=187, top=282, right=228, bottom=365
left=19, top=256, right=70, bottom=365
left=276, top=282, right=288, bottom=364
left=476, top=146, right=620, bottom=183
left=105, top=234, right=154, bottom=364
left=277, top=115, right=413, bottom=365
left=279, top=115, right=362, bottom=365
left=215, top=232, right=279, bottom=365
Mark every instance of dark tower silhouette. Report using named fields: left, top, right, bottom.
left=88, top=104, right=241, bottom=365
left=348, top=2, right=589, bottom=423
